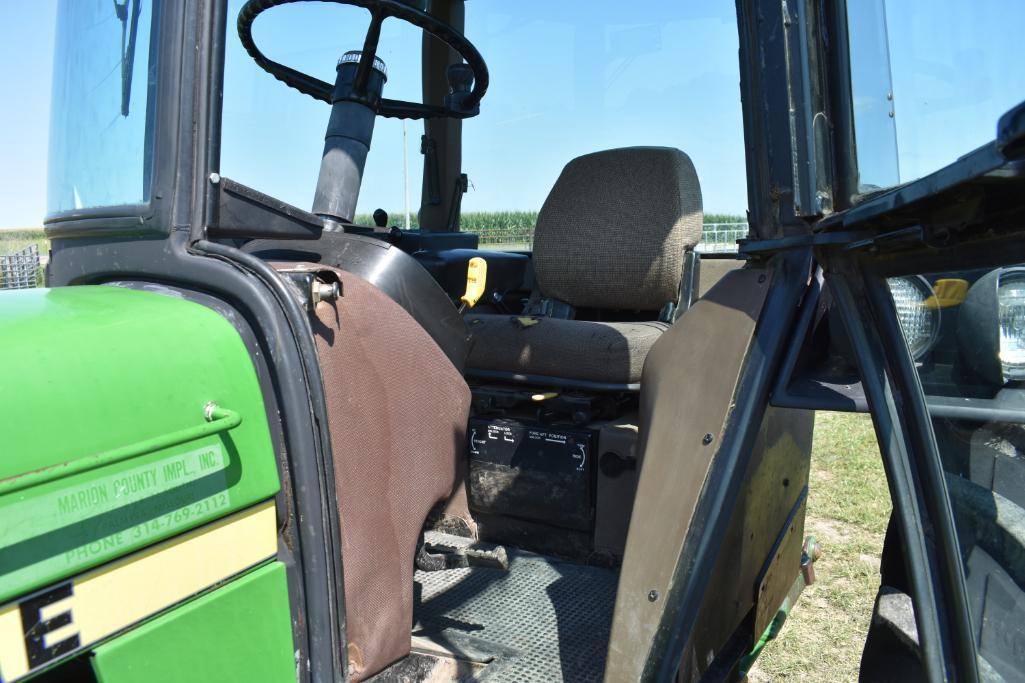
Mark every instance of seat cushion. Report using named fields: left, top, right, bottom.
left=466, top=314, right=668, bottom=385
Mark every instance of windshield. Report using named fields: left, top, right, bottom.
left=47, top=0, right=158, bottom=215
left=848, top=0, right=1025, bottom=194
left=220, top=0, right=749, bottom=247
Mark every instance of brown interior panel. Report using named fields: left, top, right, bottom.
left=605, top=267, right=770, bottom=681
left=287, top=264, right=472, bottom=680
left=678, top=406, right=813, bottom=681
left=698, top=257, right=745, bottom=299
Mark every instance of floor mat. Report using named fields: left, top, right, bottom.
left=412, top=532, right=619, bottom=682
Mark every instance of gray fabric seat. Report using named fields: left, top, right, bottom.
left=466, top=315, right=668, bottom=385
left=467, top=146, right=703, bottom=386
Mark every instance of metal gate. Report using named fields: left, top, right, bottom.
left=1, top=244, right=41, bottom=289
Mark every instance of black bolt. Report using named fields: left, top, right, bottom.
left=702, top=433, right=714, bottom=445
left=758, top=274, right=767, bottom=283
left=648, top=589, right=659, bottom=602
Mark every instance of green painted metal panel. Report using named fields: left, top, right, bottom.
left=0, top=287, right=280, bottom=603
left=90, top=562, right=296, bottom=683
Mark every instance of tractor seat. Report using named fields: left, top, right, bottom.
left=466, top=146, right=703, bottom=387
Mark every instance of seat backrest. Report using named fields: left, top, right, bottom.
left=532, top=146, right=703, bottom=312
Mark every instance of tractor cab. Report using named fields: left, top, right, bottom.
left=4, top=0, right=1025, bottom=681
left=211, top=4, right=766, bottom=679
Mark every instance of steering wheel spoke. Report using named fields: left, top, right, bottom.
left=238, top=0, right=488, bottom=120
left=352, top=9, right=385, bottom=98
left=377, top=99, right=451, bottom=120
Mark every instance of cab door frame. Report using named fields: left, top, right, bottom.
left=826, top=264, right=977, bottom=681
left=623, top=0, right=1025, bottom=679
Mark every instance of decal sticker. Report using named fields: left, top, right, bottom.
left=1, top=445, right=229, bottom=548
left=0, top=446, right=233, bottom=599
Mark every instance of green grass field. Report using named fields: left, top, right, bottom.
left=751, top=411, right=888, bottom=681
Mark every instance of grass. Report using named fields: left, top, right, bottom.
left=749, top=411, right=889, bottom=681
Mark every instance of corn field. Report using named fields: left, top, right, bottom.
left=354, top=211, right=748, bottom=251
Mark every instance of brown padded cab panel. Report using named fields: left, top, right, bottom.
left=698, top=257, right=744, bottom=299
left=291, top=265, right=472, bottom=680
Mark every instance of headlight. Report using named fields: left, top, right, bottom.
left=958, top=267, right=1025, bottom=385
left=997, top=270, right=1025, bottom=380
left=887, top=275, right=939, bottom=360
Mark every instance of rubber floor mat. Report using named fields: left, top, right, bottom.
left=412, top=532, right=619, bottom=682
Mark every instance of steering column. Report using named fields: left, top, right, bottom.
left=312, top=51, right=387, bottom=228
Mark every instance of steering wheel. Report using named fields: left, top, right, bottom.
left=237, top=0, right=489, bottom=119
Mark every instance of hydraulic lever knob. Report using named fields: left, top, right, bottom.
left=458, top=257, right=488, bottom=313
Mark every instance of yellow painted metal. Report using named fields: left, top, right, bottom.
left=0, top=501, right=277, bottom=682
left=925, top=278, right=969, bottom=308
left=460, top=256, right=488, bottom=308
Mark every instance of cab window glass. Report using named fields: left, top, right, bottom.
left=47, top=0, right=159, bottom=214
left=221, top=0, right=424, bottom=220
left=220, top=1, right=750, bottom=249
left=848, top=0, right=1025, bottom=194
left=460, top=1, right=749, bottom=251
left=887, top=265, right=1025, bottom=679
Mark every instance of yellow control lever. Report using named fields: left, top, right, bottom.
left=925, top=278, right=969, bottom=309
left=459, top=257, right=488, bottom=311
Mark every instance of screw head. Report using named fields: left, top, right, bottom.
left=702, top=433, right=714, bottom=445
left=648, top=589, right=659, bottom=602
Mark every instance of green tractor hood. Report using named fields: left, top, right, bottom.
left=0, top=286, right=280, bottom=604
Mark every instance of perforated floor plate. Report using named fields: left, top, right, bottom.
left=412, top=532, right=619, bottom=682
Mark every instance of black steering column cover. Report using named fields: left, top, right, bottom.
left=244, top=232, right=470, bottom=371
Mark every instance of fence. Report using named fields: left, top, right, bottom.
left=0, top=244, right=41, bottom=290
left=475, top=222, right=750, bottom=253
left=696, top=223, right=749, bottom=254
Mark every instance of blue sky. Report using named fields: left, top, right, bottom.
left=1, top=1, right=1023, bottom=227
left=0, top=2, right=56, bottom=227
